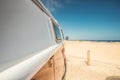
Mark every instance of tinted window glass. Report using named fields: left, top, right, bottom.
left=53, top=23, right=62, bottom=42
left=61, top=29, right=64, bottom=40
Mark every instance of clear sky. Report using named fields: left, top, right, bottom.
left=41, top=0, right=120, bottom=40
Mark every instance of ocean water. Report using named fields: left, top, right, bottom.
left=84, top=40, right=120, bottom=42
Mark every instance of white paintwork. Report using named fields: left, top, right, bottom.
left=0, top=0, right=64, bottom=80
left=0, top=0, right=56, bottom=72
left=0, top=44, right=61, bottom=80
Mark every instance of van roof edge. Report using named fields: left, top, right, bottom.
left=32, top=0, right=58, bottom=23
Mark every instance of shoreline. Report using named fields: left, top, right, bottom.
left=67, top=40, right=120, bottom=43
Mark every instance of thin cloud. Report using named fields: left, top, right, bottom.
left=41, top=0, right=62, bottom=12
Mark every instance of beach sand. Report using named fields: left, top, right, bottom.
left=65, top=41, right=120, bottom=80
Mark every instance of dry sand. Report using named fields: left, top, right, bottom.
left=65, top=41, right=120, bottom=80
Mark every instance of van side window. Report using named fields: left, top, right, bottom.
left=53, top=23, right=62, bottom=43
left=61, top=29, right=64, bottom=40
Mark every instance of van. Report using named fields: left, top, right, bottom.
left=0, top=0, right=66, bottom=80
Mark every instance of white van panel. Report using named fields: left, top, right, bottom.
left=0, top=44, right=61, bottom=80
left=0, top=0, right=56, bottom=72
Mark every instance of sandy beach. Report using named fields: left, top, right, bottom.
left=65, top=41, right=120, bottom=80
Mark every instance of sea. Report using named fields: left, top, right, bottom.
left=80, top=40, right=120, bottom=42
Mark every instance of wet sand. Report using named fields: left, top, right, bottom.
left=65, top=41, right=120, bottom=80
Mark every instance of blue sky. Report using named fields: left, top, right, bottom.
left=41, top=0, right=120, bottom=40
